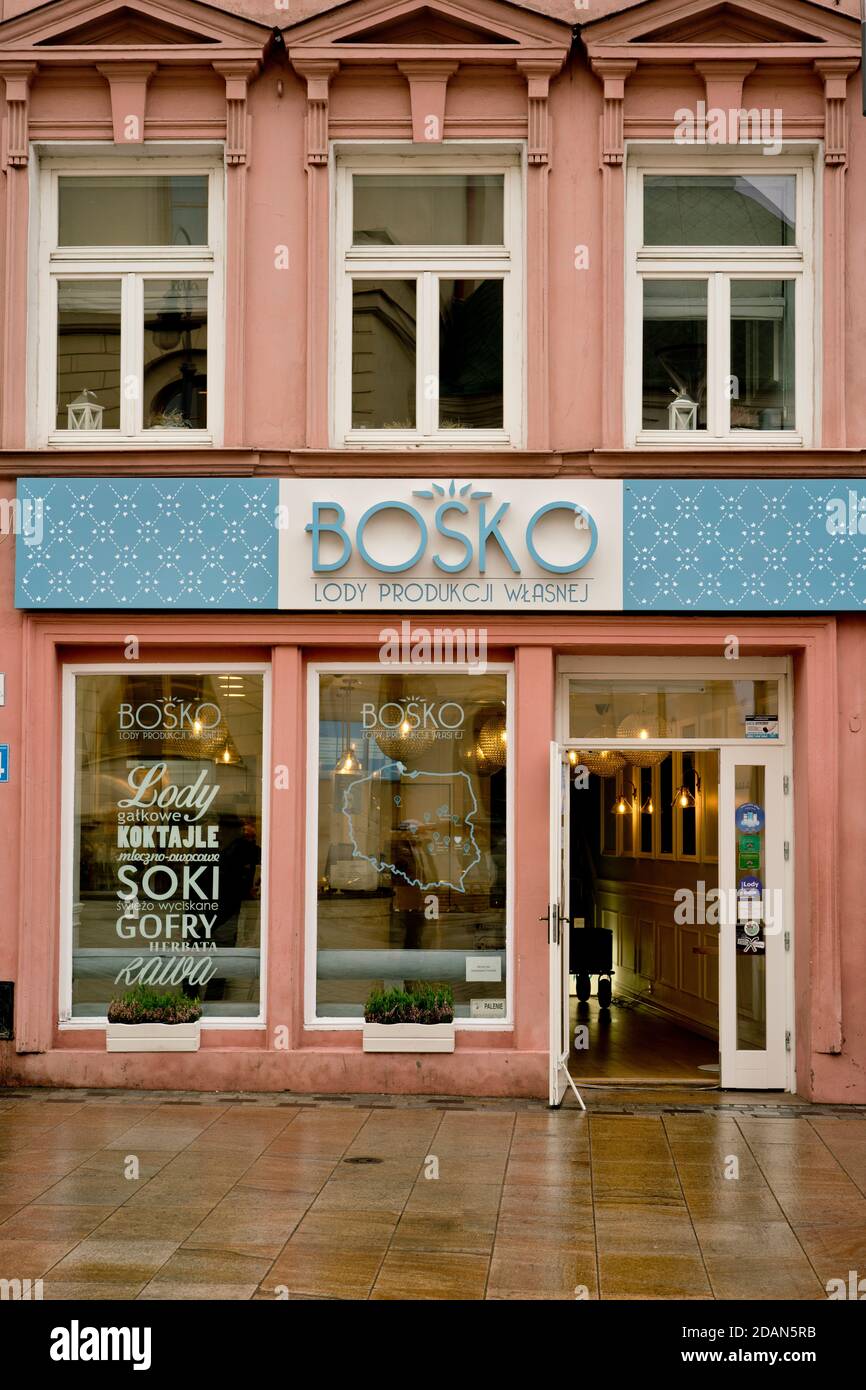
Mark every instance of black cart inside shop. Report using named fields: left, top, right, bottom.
left=571, top=924, right=614, bottom=1010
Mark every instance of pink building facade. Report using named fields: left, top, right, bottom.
left=0, top=0, right=865, bottom=1103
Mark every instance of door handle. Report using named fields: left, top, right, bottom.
left=539, top=904, right=560, bottom=943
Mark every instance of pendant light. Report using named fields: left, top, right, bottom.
left=571, top=702, right=627, bottom=778
left=640, top=792, right=655, bottom=815
left=613, top=781, right=637, bottom=816
left=374, top=718, right=435, bottom=764
left=334, top=679, right=363, bottom=775
left=476, top=711, right=507, bottom=768
left=571, top=747, right=627, bottom=778
left=616, top=697, right=668, bottom=767
left=673, top=772, right=701, bottom=809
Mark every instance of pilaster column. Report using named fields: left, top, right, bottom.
left=815, top=59, right=858, bottom=447
left=591, top=60, right=635, bottom=447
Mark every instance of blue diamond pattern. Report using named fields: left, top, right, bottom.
left=15, top=479, right=279, bottom=609
left=624, top=480, right=866, bottom=610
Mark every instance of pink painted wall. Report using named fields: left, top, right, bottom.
left=0, top=0, right=864, bottom=1100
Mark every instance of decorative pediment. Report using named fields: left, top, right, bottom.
left=335, top=7, right=516, bottom=45
left=286, top=0, right=570, bottom=163
left=635, top=6, right=818, bottom=45
left=287, top=0, right=570, bottom=55
left=0, top=0, right=269, bottom=58
left=0, top=0, right=271, bottom=165
left=37, top=10, right=216, bottom=48
left=582, top=0, right=860, bottom=166
left=582, top=0, right=860, bottom=57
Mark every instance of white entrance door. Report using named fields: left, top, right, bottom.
left=548, top=743, right=584, bottom=1108
left=719, top=746, right=790, bottom=1089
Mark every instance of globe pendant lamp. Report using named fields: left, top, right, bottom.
left=375, top=719, right=434, bottom=764
left=569, top=747, right=626, bottom=778
left=616, top=707, right=668, bottom=767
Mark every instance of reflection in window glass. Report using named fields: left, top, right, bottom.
left=352, top=280, right=417, bottom=429
left=642, top=280, right=707, bottom=430
left=315, top=673, right=508, bottom=1020
left=438, top=279, right=503, bottom=428
left=730, top=280, right=795, bottom=430
left=644, top=176, right=795, bottom=247
left=58, top=175, right=209, bottom=247
left=71, top=672, right=264, bottom=1019
left=569, top=679, right=779, bottom=741
left=353, top=175, right=504, bottom=246
left=56, top=280, right=122, bottom=430
left=143, top=280, right=208, bottom=429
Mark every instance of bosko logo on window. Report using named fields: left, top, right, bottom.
left=281, top=478, right=623, bottom=612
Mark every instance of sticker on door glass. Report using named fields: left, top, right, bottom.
left=738, top=876, right=762, bottom=900
left=735, top=803, right=765, bottom=834
left=736, top=920, right=765, bottom=954
left=745, top=716, right=779, bottom=739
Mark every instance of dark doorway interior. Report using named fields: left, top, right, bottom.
left=568, top=754, right=720, bottom=1083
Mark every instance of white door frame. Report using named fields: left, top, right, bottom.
left=549, top=742, right=585, bottom=1109
left=553, top=657, right=795, bottom=1093
left=719, top=745, right=789, bottom=1089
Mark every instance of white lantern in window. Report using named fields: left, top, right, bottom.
left=668, top=392, right=698, bottom=431
left=67, top=389, right=104, bottom=431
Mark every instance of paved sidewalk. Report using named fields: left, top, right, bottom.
left=1, top=1091, right=865, bottom=1300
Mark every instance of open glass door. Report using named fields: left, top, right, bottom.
left=719, top=745, right=789, bottom=1089
left=549, top=743, right=584, bottom=1109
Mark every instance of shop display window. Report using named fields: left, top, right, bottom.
left=66, top=669, right=265, bottom=1021
left=311, top=669, right=510, bottom=1022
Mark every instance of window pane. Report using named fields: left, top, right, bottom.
left=680, top=752, right=697, bottom=856
left=730, top=280, right=795, bottom=430
left=352, top=279, right=416, bottom=429
left=735, top=764, right=766, bottom=1050
left=642, top=280, right=707, bottom=430
left=568, top=679, right=779, bottom=740
left=353, top=174, right=504, bottom=246
left=640, top=766, right=653, bottom=853
left=659, top=755, right=673, bottom=855
left=438, top=278, right=503, bottom=429
left=620, top=767, right=635, bottom=854
left=644, top=176, right=795, bottom=246
left=58, top=175, right=208, bottom=247
left=315, top=673, right=508, bottom=1020
left=143, top=280, right=208, bottom=430
left=56, top=280, right=121, bottom=430
left=71, top=672, right=264, bottom=1020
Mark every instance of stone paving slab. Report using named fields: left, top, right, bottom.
left=0, top=1090, right=864, bottom=1300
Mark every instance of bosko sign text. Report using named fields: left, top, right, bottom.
left=280, top=478, right=624, bottom=611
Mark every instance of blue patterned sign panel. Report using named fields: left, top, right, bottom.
left=13, top=476, right=866, bottom=611
left=624, top=480, right=866, bottom=610
left=14, top=478, right=279, bottom=609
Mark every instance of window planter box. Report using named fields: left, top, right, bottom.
left=362, top=1022, right=455, bottom=1054
left=106, top=1021, right=201, bottom=1053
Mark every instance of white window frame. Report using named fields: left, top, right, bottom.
left=59, top=662, right=270, bottom=1029
left=332, top=144, right=524, bottom=448
left=625, top=147, right=817, bottom=448
left=34, top=148, right=225, bottom=449
left=304, top=660, right=515, bottom=1030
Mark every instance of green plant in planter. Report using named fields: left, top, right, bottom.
left=107, top=986, right=202, bottom=1025
left=364, top=983, right=454, bottom=1025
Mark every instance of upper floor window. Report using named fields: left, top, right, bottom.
left=333, top=149, right=523, bottom=447
left=626, top=154, right=815, bottom=447
left=36, top=157, right=223, bottom=446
